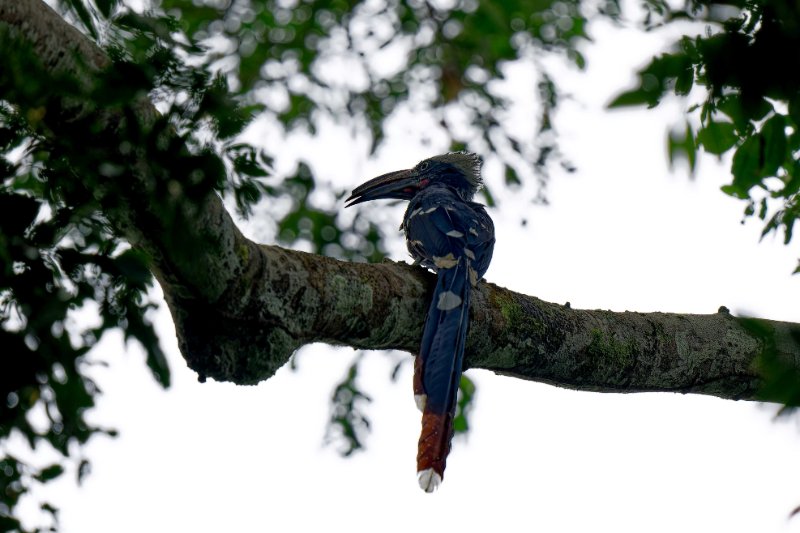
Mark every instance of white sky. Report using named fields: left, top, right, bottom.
left=15, top=12, right=800, bottom=533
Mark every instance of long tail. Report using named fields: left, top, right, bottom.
left=414, top=256, right=472, bottom=492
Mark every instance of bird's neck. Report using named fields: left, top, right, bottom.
left=421, top=181, right=475, bottom=202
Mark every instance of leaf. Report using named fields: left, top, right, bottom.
left=233, top=155, right=269, bottom=178
left=65, top=0, right=98, bottom=39
left=744, top=98, right=773, bottom=122
left=34, top=464, right=64, bottom=482
left=0, top=191, right=39, bottom=235
left=728, top=134, right=762, bottom=197
left=114, top=249, right=152, bottom=286
left=570, top=50, right=586, bottom=70
left=96, top=0, right=119, bottom=18
left=789, top=94, right=800, bottom=128
left=667, top=122, right=697, bottom=174
left=609, top=52, right=693, bottom=109
left=504, top=165, right=521, bottom=186
left=774, top=160, right=800, bottom=199
left=453, top=374, right=476, bottom=435
left=325, top=355, right=372, bottom=456
left=697, top=121, right=736, bottom=155
left=760, top=114, right=786, bottom=177
left=608, top=88, right=653, bottom=108
left=480, top=184, right=496, bottom=207
left=674, top=64, right=694, bottom=96
left=717, top=96, right=748, bottom=131
left=41, top=502, right=59, bottom=516
left=77, top=459, right=91, bottom=485
left=142, top=337, right=170, bottom=388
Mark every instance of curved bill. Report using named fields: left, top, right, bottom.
left=345, top=169, right=416, bottom=207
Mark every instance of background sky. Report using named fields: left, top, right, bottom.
left=14, top=10, right=800, bottom=533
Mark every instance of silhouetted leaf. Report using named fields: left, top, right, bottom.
left=77, top=459, right=91, bottom=485
left=761, top=114, right=786, bottom=177
left=34, top=464, right=64, bottom=482
left=667, top=122, right=697, bottom=174
left=64, top=0, right=98, bottom=39
left=114, top=249, right=152, bottom=286
left=96, top=0, right=119, bottom=18
left=608, top=88, right=654, bottom=108
left=674, top=63, right=694, bottom=95
left=728, top=135, right=762, bottom=197
left=698, top=121, right=736, bottom=155
left=789, top=95, right=800, bottom=128
left=325, top=355, right=372, bottom=456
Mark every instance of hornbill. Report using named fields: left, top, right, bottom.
left=346, top=152, right=495, bottom=492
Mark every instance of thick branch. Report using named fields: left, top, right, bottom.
left=175, top=245, right=800, bottom=402
left=3, top=0, right=799, bottom=401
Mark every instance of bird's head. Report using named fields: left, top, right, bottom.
left=345, top=152, right=482, bottom=207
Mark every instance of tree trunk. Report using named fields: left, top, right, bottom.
left=2, top=0, right=798, bottom=402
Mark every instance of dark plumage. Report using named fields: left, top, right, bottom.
left=346, top=152, right=495, bottom=492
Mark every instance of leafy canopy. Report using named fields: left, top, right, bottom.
left=609, top=0, right=800, bottom=261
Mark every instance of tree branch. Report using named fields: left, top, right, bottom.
left=3, top=0, right=798, bottom=402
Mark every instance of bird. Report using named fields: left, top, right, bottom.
left=345, top=152, right=495, bottom=492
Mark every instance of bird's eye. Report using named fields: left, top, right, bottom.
left=418, top=161, right=430, bottom=171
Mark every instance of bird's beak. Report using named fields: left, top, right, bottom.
left=345, top=169, right=416, bottom=207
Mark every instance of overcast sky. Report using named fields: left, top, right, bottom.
left=14, top=9, right=800, bottom=533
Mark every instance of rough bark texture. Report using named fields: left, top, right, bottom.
left=3, top=0, right=799, bottom=401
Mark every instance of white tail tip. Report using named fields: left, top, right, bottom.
left=414, top=394, right=426, bottom=412
left=417, top=469, right=442, bottom=493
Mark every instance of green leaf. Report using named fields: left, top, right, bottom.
left=34, top=464, right=64, bottom=482
left=667, top=122, right=696, bottom=174
left=717, top=96, right=747, bottom=130
left=569, top=50, right=586, bottom=70
left=729, top=134, right=762, bottom=197
left=480, top=184, right=496, bottom=207
left=325, top=355, right=372, bottom=456
left=789, top=94, right=800, bottom=128
left=453, top=374, right=476, bottom=435
left=774, top=160, right=800, bottom=199
left=760, top=114, right=786, bottom=177
left=698, top=121, right=736, bottom=155
left=674, top=64, right=693, bottom=96
left=608, top=88, right=653, bottom=108
left=144, top=343, right=171, bottom=388
left=504, top=165, right=521, bottom=186
left=114, top=249, right=152, bottom=286
left=610, top=52, right=693, bottom=109
left=748, top=99, right=773, bottom=122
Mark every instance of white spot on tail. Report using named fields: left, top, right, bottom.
left=463, top=247, right=475, bottom=260
left=446, top=229, right=464, bottom=238
left=417, top=469, right=442, bottom=493
left=433, top=253, right=458, bottom=269
left=469, top=266, right=479, bottom=287
left=414, top=394, right=426, bottom=412
left=437, top=291, right=462, bottom=310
